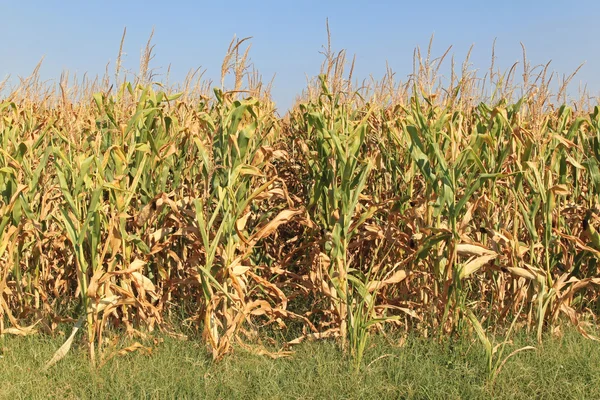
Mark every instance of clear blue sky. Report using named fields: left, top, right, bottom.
left=2, top=1, right=599, bottom=112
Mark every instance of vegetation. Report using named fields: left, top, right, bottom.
left=1, top=32, right=599, bottom=379
left=1, top=329, right=599, bottom=399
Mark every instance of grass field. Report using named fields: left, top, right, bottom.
left=1, top=328, right=599, bottom=399
left=1, top=33, right=600, bottom=395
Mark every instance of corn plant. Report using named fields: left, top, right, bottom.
left=192, top=91, right=297, bottom=360
left=297, top=75, right=388, bottom=362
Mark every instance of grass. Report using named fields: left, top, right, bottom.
left=1, top=328, right=599, bottom=399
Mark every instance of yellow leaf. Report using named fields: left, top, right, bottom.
left=236, top=212, right=252, bottom=232
left=43, top=316, right=84, bottom=371
left=366, top=269, right=408, bottom=292
left=457, top=243, right=497, bottom=257
left=130, top=259, right=146, bottom=271
left=231, top=265, right=251, bottom=276
left=93, top=295, right=120, bottom=314
left=549, top=184, right=570, bottom=196
left=460, top=254, right=497, bottom=279
left=505, top=267, right=539, bottom=280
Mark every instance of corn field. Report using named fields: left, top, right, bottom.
left=1, top=37, right=599, bottom=369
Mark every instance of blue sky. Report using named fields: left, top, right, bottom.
left=2, top=1, right=599, bottom=112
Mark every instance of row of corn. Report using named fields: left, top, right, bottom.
left=1, top=51, right=599, bottom=370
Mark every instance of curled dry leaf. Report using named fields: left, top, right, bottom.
left=1, top=321, right=40, bottom=336
left=131, top=267, right=158, bottom=301
left=549, top=184, right=570, bottom=196
left=93, top=295, right=120, bottom=314
left=459, top=254, right=498, bottom=279
left=248, top=209, right=303, bottom=245
left=504, top=266, right=542, bottom=281
left=98, top=342, right=153, bottom=368
left=366, top=269, right=408, bottom=292
left=456, top=243, right=497, bottom=257
left=236, top=212, right=252, bottom=232
left=230, top=265, right=251, bottom=276
left=287, top=328, right=340, bottom=347
left=43, top=316, right=84, bottom=371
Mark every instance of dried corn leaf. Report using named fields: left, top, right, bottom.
left=457, top=243, right=497, bottom=257
left=366, top=269, right=408, bottom=292
left=43, top=316, right=84, bottom=371
left=459, top=254, right=497, bottom=279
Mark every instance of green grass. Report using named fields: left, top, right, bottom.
left=1, top=328, right=599, bottom=399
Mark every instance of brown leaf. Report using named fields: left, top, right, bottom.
left=287, top=328, right=340, bottom=346
left=366, top=269, right=408, bottom=292
left=549, top=184, right=570, bottom=196
left=131, top=272, right=158, bottom=300
left=248, top=209, right=303, bottom=245
left=2, top=321, right=40, bottom=336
